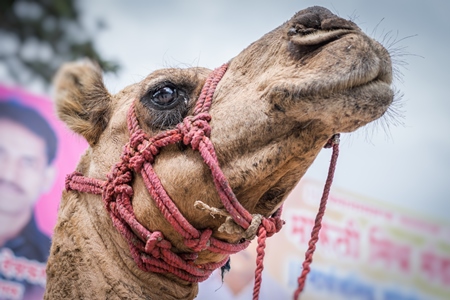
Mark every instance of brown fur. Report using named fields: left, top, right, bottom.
left=45, top=6, right=393, bottom=299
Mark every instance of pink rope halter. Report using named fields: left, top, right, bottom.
left=64, top=63, right=339, bottom=299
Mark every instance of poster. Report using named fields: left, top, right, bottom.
left=263, top=179, right=450, bottom=300
left=199, top=179, right=450, bottom=300
left=0, top=85, right=87, bottom=300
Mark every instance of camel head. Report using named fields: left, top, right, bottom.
left=49, top=6, right=393, bottom=297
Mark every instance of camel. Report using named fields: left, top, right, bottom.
left=44, top=6, right=394, bottom=300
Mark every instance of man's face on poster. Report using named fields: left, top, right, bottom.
left=0, top=119, right=55, bottom=216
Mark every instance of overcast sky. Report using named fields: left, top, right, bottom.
left=75, top=1, right=449, bottom=222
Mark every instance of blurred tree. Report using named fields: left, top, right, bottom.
left=0, top=0, right=120, bottom=88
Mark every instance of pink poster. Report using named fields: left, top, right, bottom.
left=0, top=85, right=87, bottom=300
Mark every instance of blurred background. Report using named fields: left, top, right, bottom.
left=0, top=1, right=448, bottom=299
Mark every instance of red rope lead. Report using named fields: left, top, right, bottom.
left=252, top=225, right=268, bottom=300
left=251, top=208, right=285, bottom=299
left=293, top=134, right=340, bottom=300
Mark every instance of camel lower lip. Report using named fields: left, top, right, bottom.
left=358, top=79, right=392, bottom=93
left=345, top=80, right=394, bottom=112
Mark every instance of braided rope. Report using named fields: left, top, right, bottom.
left=293, top=134, right=340, bottom=299
left=64, top=63, right=339, bottom=299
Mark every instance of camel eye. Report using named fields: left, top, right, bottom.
left=149, top=85, right=187, bottom=110
left=140, top=82, right=191, bottom=129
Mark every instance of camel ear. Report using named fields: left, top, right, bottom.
left=53, top=60, right=112, bottom=146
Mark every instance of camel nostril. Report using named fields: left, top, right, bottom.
left=288, top=6, right=358, bottom=40
left=291, top=12, right=322, bottom=31
left=286, top=11, right=357, bottom=57
left=287, top=27, right=297, bottom=36
left=290, top=6, right=335, bottom=30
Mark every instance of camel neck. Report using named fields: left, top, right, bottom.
left=44, top=191, right=198, bottom=300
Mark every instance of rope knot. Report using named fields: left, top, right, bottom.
left=129, top=154, right=145, bottom=171
left=129, top=129, right=148, bottom=149
left=140, top=141, right=160, bottom=164
left=184, top=228, right=213, bottom=252
left=101, top=165, right=134, bottom=215
left=242, top=212, right=285, bottom=240
left=177, top=113, right=212, bottom=150
left=260, top=218, right=283, bottom=238
left=125, top=131, right=160, bottom=171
